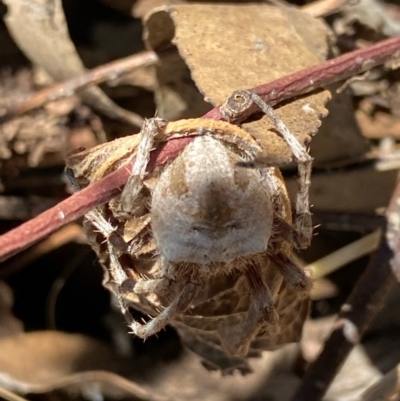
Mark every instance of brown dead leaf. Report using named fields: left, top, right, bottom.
left=144, top=4, right=331, bottom=160
left=0, top=330, right=304, bottom=401
left=3, top=0, right=143, bottom=128
left=357, top=109, right=400, bottom=139
left=286, top=165, right=398, bottom=213
left=0, top=331, right=130, bottom=384
left=311, top=90, right=370, bottom=167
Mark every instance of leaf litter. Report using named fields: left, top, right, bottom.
left=0, top=1, right=400, bottom=401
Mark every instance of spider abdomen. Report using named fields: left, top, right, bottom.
left=151, top=136, right=274, bottom=265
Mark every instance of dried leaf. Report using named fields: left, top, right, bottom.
left=144, top=4, right=331, bottom=160
left=336, top=0, right=400, bottom=37
left=0, top=331, right=129, bottom=384
left=286, top=165, right=398, bottom=212
left=0, top=331, right=156, bottom=399
left=3, top=0, right=143, bottom=127
left=311, top=90, right=370, bottom=167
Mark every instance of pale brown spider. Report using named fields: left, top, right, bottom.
left=67, top=90, right=313, bottom=372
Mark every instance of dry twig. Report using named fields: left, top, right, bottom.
left=0, top=50, right=160, bottom=125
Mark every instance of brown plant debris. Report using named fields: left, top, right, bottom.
left=1, top=2, right=400, bottom=401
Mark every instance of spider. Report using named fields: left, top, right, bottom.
left=66, top=90, right=313, bottom=373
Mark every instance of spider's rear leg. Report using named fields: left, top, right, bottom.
left=218, top=262, right=279, bottom=356
left=269, top=251, right=312, bottom=298
left=108, top=244, right=199, bottom=339
left=270, top=215, right=312, bottom=296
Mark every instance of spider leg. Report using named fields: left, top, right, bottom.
left=218, top=262, right=279, bottom=356
left=134, top=276, right=175, bottom=296
left=221, top=90, right=313, bottom=249
left=65, top=168, right=132, bottom=253
left=248, top=92, right=313, bottom=249
left=269, top=251, right=312, bottom=297
left=128, top=281, right=199, bottom=338
left=116, top=117, right=167, bottom=218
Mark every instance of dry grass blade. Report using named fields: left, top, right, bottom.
left=307, top=229, right=381, bottom=279
left=0, top=387, right=29, bottom=401
left=3, top=0, right=145, bottom=127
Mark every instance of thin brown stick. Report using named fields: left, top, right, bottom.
left=0, top=50, right=159, bottom=124
left=0, top=36, right=400, bottom=262
left=290, top=180, right=400, bottom=401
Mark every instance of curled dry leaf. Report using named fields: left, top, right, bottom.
left=144, top=4, right=331, bottom=161
left=3, top=0, right=143, bottom=128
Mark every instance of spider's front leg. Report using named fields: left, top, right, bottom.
left=222, top=90, right=313, bottom=249
left=108, top=248, right=199, bottom=338
left=115, top=117, right=168, bottom=218
left=249, top=92, right=313, bottom=248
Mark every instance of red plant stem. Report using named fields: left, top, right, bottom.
left=1, top=36, right=400, bottom=262
left=206, top=35, right=400, bottom=121
left=0, top=138, right=192, bottom=262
